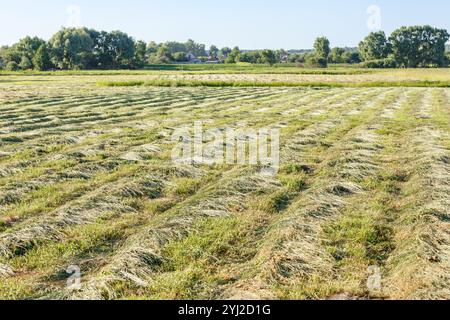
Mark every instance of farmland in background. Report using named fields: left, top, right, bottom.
left=0, top=66, right=449, bottom=300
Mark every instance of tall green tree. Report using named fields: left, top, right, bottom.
left=260, top=49, right=277, bottom=66
left=88, top=30, right=113, bottom=69
left=225, top=47, right=241, bottom=64
left=107, top=31, right=135, bottom=68
left=329, top=47, right=346, bottom=63
left=173, top=52, right=188, bottom=62
left=33, top=44, right=52, bottom=71
left=149, top=45, right=173, bottom=64
left=48, top=28, right=94, bottom=69
left=209, top=45, right=219, bottom=59
left=0, top=46, right=9, bottom=68
left=219, top=47, right=232, bottom=61
left=147, top=41, right=159, bottom=55
left=1, top=46, right=20, bottom=67
left=185, top=39, right=206, bottom=56
left=87, top=30, right=136, bottom=69
left=389, top=25, right=449, bottom=67
left=313, top=37, right=330, bottom=67
left=134, top=40, right=147, bottom=68
left=275, top=49, right=288, bottom=63
left=358, top=31, right=391, bottom=61
left=15, top=37, right=46, bottom=63
left=314, top=37, right=330, bottom=59
left=238, top=51, right=261, bottom=64
left=2, top=36, right=46, bottom=69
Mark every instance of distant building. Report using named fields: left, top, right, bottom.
left=280, top=54, right=289, bottom=63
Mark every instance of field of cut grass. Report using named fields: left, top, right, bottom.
left=0, top=68, right=449, bottom=300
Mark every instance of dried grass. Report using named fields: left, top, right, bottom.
left=0, top=263, right=14, bottom=278
left=0, top=165, right=200, bottom=260
left=66, top=168, right=281, bottom=299
left=385, top=128, right=450, bottom=299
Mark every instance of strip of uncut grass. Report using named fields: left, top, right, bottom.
left=0, top=66, right=372, bottom=76
left=98, top=79, right=450, bottom=88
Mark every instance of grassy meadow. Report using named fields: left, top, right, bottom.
left=0, top=66, right=449, bottom=300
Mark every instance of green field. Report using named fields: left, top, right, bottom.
left=0, top=67, right=449, bottom=300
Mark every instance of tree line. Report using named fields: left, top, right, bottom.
left=0, top=25, right=448, bottom=71
left=359, top=26, right=449, bottom=68
left=297, top=25, right=449, bottom=68
left=0, top=28, right=144, bottom=71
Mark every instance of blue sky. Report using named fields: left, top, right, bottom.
left=1, top=0, right=449, bottom=49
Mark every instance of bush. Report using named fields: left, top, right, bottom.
left=306, top=56, right=328, bottom=68
left=360, top=58, right=398, bottom=68
left=445, top=53, right=450, bottom=67
left=5, top=61, right=19, bottom=71
left=288, top=53, right=307, bottom=63
left=342, top=51, right=361, bottom=64
left=172, top=52, right=187, bottom=62
left=198, top=56, right=209, bottom=62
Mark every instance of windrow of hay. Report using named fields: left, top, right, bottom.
left=261, top=88, right=364, bottom=131
left=384, top=127, right=450, bottom=299
left=278, top=88, right=344, bottom=117
left=0, top=88, right=275, bottom=154
left=1, top=79, right=448, bottom=300
left=415, top=90, right=434, bottom=120
left=0, top=165, right=25, bottom=179
left=281, top=89, right=390, bottom=165
left=0, top=87, right=305, bottom=230
left=220, top=90, right=407, bottom=300
left=0, top=165, right=201, bottom=261
left=0, top=263, right=14, bottom=278
left=0, top=159, right=125, bottom=223
left=1, top=89, right=278, bottom=208
left=380, top=89, right=408, bottom=119
left=0, top=87, right=280, bottom=170
left=266, top=126, right=380, bottom=289
left=221, top=127, right=382, bottom=299
left=66, top=168, right=281, bottom=300
left=119, top=144, right=161, bottom=162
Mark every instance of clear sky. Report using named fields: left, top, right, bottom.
left=1, top=0, right=449, bottom=49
